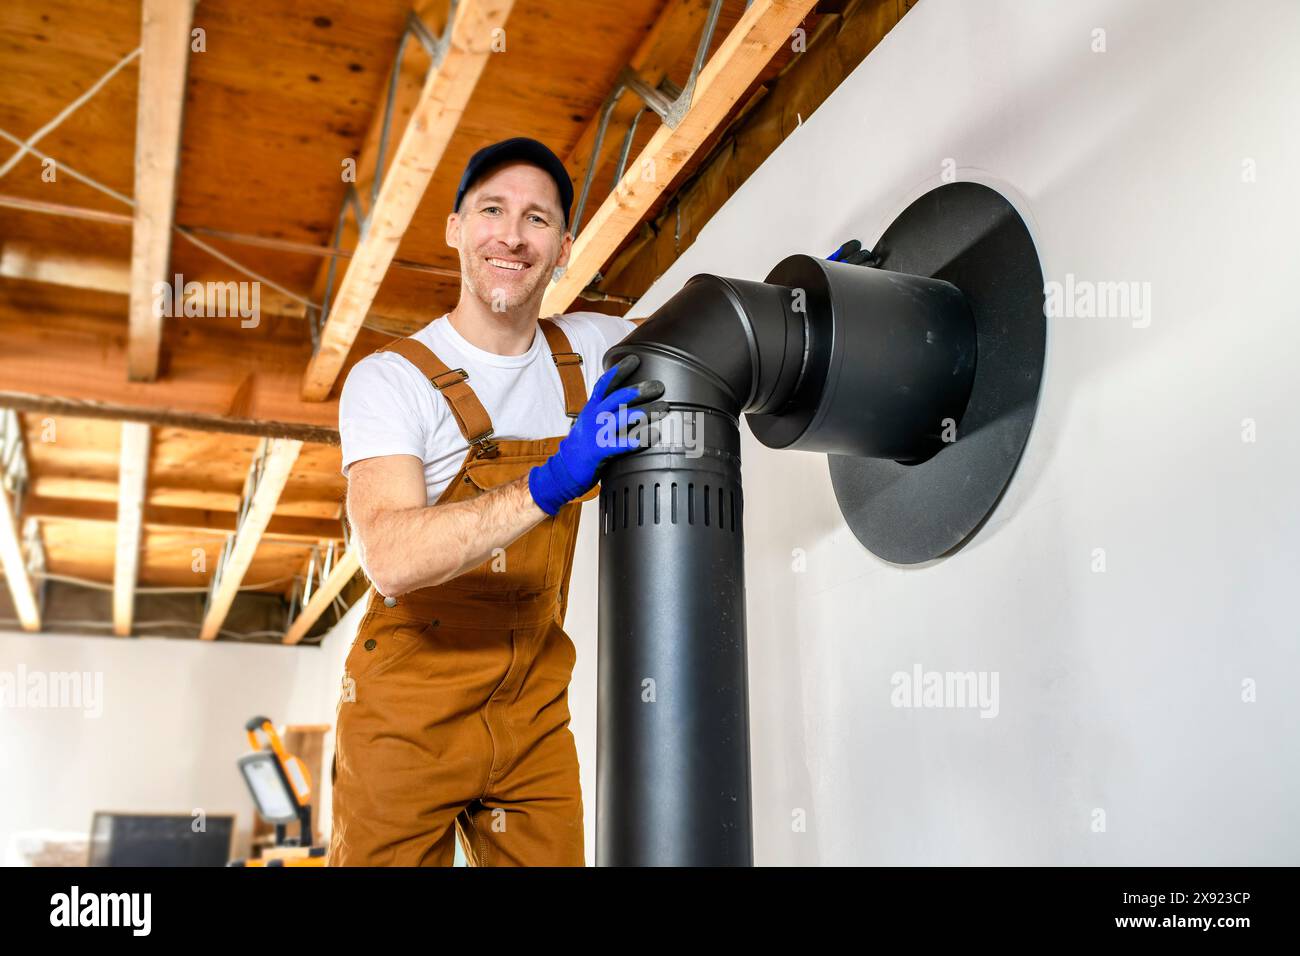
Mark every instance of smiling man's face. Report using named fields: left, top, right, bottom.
left=446, top=160, right=572, bottom=314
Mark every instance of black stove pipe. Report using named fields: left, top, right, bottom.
left=595, top=255, right=977, bottom=866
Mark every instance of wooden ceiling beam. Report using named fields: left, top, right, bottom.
left=127, top=0, right=196, bottom=382
left=112, top=422, right=150, bottom=636
left=0, top=309, right=345, bottom=444
left=540, top=0, right=818, bottom=316
left=0, top=196, right=458, bottom=280
left=25, top=495, right=344, bottom=545
left=0, top=393, right=337, bottom=446
left=300, top=0, right=517, bottom=402
left=199, top=438, right=302, bottom=640
left=0, top=411, right=40, bottom=632
left=284, top=546, right=361, bottom=645
left=1, top=242, right=130, bottom=295
left=0, top=194, right=134, bottom=227
left=599, top=0, right=911, bottom=298
left=0, top=493, right=40, bottom=632
left=561, top=0, right=715, bottom=232
left=3, top=241, right=306, bottom=317
left=302, top=4, right=443, bottom=331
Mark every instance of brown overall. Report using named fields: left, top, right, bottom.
left=327, top=319, right=597, bottom=867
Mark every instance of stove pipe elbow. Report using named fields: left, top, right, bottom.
left=594, top=255, right=976, bottom=866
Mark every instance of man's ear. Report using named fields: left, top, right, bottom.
left=555, top=229, right=573, bottom=270
left=445, top=212, right=460, bottom=249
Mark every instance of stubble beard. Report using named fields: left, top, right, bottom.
left=463, top=246, right=549, bottom=315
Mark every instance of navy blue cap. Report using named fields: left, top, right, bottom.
left=453, top=137, right=574, bottom=230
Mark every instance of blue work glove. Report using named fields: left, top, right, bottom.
left=828, top=238, right=879, bottom=266
left=528, top=355, right=665, bottom=516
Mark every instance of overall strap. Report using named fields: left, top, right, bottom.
left=538, top=318, right=586, bottom=420
left=375, top=337, right=499, bottom=459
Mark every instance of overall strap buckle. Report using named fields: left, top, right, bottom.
left=430, top=368, right=469, bottom=390
left=470, top=429, right=499, bottom=458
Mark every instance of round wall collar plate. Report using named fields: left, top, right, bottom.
left=828, top=181, right=1047, bottom=564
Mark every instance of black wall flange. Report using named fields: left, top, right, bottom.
left=596, top=181, right=1045, bottom=866
left=826, top=182, right=1046, bottom=564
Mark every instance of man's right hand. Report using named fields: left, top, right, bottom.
left=528, top=355, right=665, bottom=516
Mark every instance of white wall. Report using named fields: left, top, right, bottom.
left=579, top=0, right=1299, bottom=864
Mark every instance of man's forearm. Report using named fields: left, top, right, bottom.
left=362, top=475, right=548, bottom=596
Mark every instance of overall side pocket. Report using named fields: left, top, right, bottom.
left=346, top=612, right=435, bottom=683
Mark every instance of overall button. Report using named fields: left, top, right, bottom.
left=383, top=596, right=398, bottom=607
left=364, top=639, right=377, bottom=651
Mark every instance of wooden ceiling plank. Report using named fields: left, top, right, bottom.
left=112, top=422, right=150, bottom=636
left=127, top=0, right=196, bottom=382
left=540, top=0, right=818, bottom=316
left=300, top=0, right=518, bottom=402
left=283, top=547, right=360, bottom=645
left=199, top=438, right=303, bottom=640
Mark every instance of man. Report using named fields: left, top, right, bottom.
left=327, top=137, right=663, bottom=867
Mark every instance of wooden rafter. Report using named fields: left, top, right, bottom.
left=198, top=438, right=303, bottom=640
left=0, top=493, right=40, bottom=631
left=127, top=0, right=196, bottom=382
left=0, top=194, right=134, bottom=228
left=283, top=547, right=361, bottom=645
left=0, top=308, right=345, bottom=443
left=112, top=422, right=150, bottom=636
left=0, top=196, right=459, bottom=280
left=0, top=411, right=40, bottom=632
left=541, top=0, right=817, bottom=316
left=561, top=0, right=715, bottom=231
left=300, top=0, right=517, bottom=402
left=25, top=496, right=344, bottom=545
left=302, top=3, right=441, bottom=340
left=1, top=241, right=306, bottom=316
left=2, top=241, right=130, bottom=295
left=599, top=0, right=911, bottom=297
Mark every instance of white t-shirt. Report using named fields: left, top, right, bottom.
left=339, top=311, right=637, bottom=503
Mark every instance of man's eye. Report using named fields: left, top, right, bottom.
left=529, top=214, right=547, bottom=225
left=483, top=206, right=500, bottom=214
